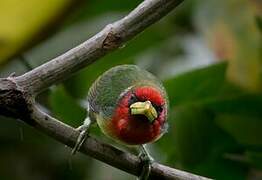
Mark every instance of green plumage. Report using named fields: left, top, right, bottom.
left=87, top=65, right=167, bottom=121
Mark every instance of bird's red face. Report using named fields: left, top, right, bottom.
left=110, top=86, right=167, bottom=145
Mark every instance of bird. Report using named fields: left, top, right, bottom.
left=72, top=64, right=169, bottom=180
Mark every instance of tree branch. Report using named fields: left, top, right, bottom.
left=15, top=0, right=183, bottom=95
left=30, top=105, right=210, bottom=180
left=0, top=0, right=213, bottom=179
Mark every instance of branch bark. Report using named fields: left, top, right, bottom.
left=0, top=0, right=212, bottom=179
left=29, top=105, right=210, bottom=180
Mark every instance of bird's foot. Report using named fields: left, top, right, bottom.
left=71, top=117, right=91, bottom=155
left=137, top=145, right=154, bottom=180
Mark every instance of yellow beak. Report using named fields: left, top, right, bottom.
left=130, top=100, right=158, bottom=122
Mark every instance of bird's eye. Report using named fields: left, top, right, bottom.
left=156, top=106, right=163, bottom=113
left=129, top=94, right=138, bottom=104
left=130, top=95, right=135, bottom=100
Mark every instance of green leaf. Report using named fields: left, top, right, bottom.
left=207, top=94, right=262, bottom=117
left=168, top=105, right=216, bottom=167
left=164, top=62, right=242, bottom=107
left=255, top=16, right=262, bottom=33
left=194, top=158, right=247, bottom=180
left=155, top=102, right=248, bottom=179
left=49, top=85, right=86, bottom=125
left=215, top=114, right=262, bottom=147
left=70, top=0, right=141, bottom=22
left=160, top=62, right=260, bottom=179
left=246, top=151, right=262, bottom=169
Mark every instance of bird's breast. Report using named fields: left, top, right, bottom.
left=96, top=105, right=163, bottom=145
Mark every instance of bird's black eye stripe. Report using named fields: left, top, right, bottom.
left=129, top=94, right=138, bottom=105
left=155, top=105, right=163, bottom=113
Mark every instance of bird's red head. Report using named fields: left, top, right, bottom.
left=110, top=86, right=167, bottom=145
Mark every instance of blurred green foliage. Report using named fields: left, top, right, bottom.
left=0, top=0, right=261, bottom=179
left=195, top=0, right=262, bottom=92
left=0, top=0, right=81, bottom=64
left=159, top=63, right=262, bottom=179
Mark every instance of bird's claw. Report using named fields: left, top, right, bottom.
left=71, top=126, right=89, bottom=155
left=138, top=157, right=152, bottom=180
left=71, top=117, right=91, bottom=155
left=137, top=145, right=154, bottom=180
